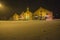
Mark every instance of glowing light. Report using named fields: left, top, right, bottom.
left=0, top=3, right=2, bottom=7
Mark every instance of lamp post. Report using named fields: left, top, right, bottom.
left=0, top=3, right=6, bottom=20
left=0, top=4, right=2, bottom=7
left=0, top=3, right=7, bottom=12
left=0, top=3, right=3, bottom=8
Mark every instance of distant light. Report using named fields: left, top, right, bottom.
left=0, top=3, right=2, bottom=7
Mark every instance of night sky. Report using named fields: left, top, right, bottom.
left=0, top=0, right=60, bottom=19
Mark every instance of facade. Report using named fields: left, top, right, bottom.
left=19, top=12, right=24, bottom=20
left=12, top=8, right=32, bottom=20
left=12, top=13, right=19, bottom=20
left=34, top=7, right=53, bottom=20
left=23, top=8, right=32, bottom=20
left=11, top=7, right=53, bottom=21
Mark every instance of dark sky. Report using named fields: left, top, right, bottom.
left=0, top=0, right=60, bottom=19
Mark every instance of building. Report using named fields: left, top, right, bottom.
left=12, top=8, right=32, bottom=20
left=21, top=8, right=32, bottom=20
left=19, top=11, right=24, bottom=20
left=11, top=7, right=53, bottom=21
left=12, top=13, right=19, bottom=20
left=34, top=7, right=53, bottom=20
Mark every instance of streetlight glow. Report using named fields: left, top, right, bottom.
left=0, top=3, right=2, bottom=7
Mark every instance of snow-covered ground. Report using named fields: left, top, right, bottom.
left=0, top=20, right=60, bottom=40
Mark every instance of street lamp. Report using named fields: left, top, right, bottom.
left=0, top=4, right=2, bottom=7
left=0, top=3, right=3, bottom=8
left=0, top=3, right=6, bottom=14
